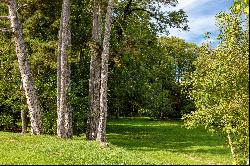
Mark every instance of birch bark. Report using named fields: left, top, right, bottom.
left=8, top=0, right=43, bottom=135
left=57, top=0, right=73, bottom=138
left=96, top=0, right=114, bottom=144
left=57, top=8, right=63, bottom=136
left=87, top=0, right=102, bottom=140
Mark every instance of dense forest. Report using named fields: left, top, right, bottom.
left=0, top=0, right=248, bottom=164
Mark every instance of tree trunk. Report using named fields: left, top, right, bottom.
left=21, top=110, right=28, bottom=134
left=65, top=63, right=73, bottom=137
left=227, top=132, right=237, bottom=165
left=57, top=6, right=63, bottom=137
left=8, top=0, right=43, bottom=135
left=96, top=0, right=114, bottom=145
left=115, top=109, right=119, bottom=119
left=57, top=0, right=72, bottom=138
left=87, top=0, right=102, bottom=140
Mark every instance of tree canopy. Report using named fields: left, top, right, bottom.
left=183, top=0, right=249, bottom=164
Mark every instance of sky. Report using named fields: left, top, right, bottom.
left=165, top=0, right=234, bottom=46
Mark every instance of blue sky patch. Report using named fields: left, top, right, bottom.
left=166, top=0, right=234, bottom=46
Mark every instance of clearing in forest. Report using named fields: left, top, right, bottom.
left=0, top=117, right=233, bottom=165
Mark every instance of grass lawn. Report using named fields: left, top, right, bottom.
left=0, top=117, right=233, bottom=165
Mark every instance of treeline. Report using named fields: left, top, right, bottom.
left=0, top=0, right=192, bottom=137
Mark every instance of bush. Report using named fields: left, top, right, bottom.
left=0, top=114, right=15, bottom=130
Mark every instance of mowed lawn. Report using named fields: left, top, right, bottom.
left=0, top=117, right=233, bottom=165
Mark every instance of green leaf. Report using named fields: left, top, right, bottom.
left=244, top=6, right=249, bottom=14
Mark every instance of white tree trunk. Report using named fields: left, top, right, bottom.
left=57, top=9, right=63, bottom=136
left=96, top=0, right=114, bottom=145
left=64, top=62, right=73, bottom=137
left=227, top=132, right=237, bottom=165
left=57, top=0, right=73, bottom=138
left=8, top=0, right=43, bottom=135
left=87, top=0, right=102, bottom=140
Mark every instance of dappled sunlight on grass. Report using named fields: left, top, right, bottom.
left=0, top=117, right=233, bottom=165
left=107, top=117, right=232, bottom=164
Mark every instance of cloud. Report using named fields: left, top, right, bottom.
left=187, top=15, right=217, bottom=35
left=168, top=14, right=218, bottom=44
left=173, top=0, right=211, bottom=12
left=164, top=0, right=234, bottom=45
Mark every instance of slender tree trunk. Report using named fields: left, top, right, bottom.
left=8, top=0, right=43, bottom=135
left=64, top=63, right=73, bottom=137
left=115, top=108, right=119, bottom=119
left=227, top=132, right=237, bottom=165
left=57, top=8, right=63, bottom=137
left=96, top=0, right=114, bottom=145
left=57, top=0, right=72, bottom=138
left=21, top=110, right=28, bottom=133
left=87, top=0, right=102, bottom=140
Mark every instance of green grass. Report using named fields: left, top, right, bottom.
left=0, top=117, right=233, bottom=165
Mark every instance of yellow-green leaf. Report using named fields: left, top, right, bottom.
left=244, top=6, right=249, bottom=14
left=235, top=3, right=241, bottom=12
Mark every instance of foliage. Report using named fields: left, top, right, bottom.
left=109, top=0, right=197, bottom=119
left=159, top=37, right=198, bottom=116
left=113, top=0, right=189, bottom=35
left=0, top=0, right=92, bottom=134
left=108, top=1, right=193, bottom=120
left=0, top=118, right=232, bottom=164
left=1, top=0, right=191, bottom=132
left=0, top=3, right=24, bottom=130
left=183, top=1, right=249, bottom=164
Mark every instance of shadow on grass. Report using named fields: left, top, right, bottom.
left=107, top=117, right=229, bottom=156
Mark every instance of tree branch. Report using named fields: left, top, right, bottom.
left=0, top=0, right=9, bottom=5
left=0, top=28, right=12, bottom=33
left=130, top=8, right=161, bottom=21
left=130, top=8, right=165, bottom=30
left=123, top=0, right=133, bottom=20
left=0, top=16, right=10, bottom=20
left=113, top=18, right=126, bottom=37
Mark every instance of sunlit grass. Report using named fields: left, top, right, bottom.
left=0, top=117, right=233, bottom=165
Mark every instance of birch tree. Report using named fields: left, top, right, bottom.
left=183, top=1, right=249, bottom=164
left=57, top=0, right=73, bottom=138
left=96, top=0, right=114, bottom=145
left=86, top=0, right=114, bottom=145
left=86, top=0, right=103, bottom=140
left=0, top=0, right=43, bottom=135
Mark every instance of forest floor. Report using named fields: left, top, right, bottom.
left=0, top=117, right=233, bottom=165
